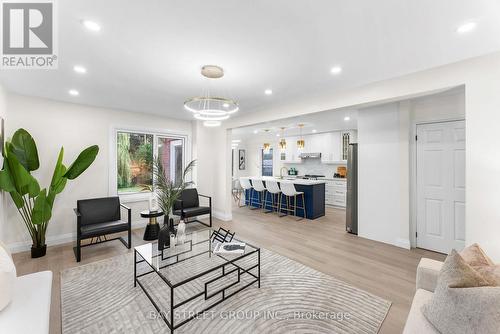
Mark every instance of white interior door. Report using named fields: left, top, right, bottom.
left=416, top=120, right=465, bottom=254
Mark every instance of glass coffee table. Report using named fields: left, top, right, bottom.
left=134, top=228, right=261, bottom=333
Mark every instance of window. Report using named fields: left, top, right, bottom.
left=261, top=148, right=273, bottom=176
left=116, top=130, right=187, bottom=194
left=117, top=132, right=153, bottom=193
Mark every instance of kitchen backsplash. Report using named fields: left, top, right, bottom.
left=281, top=159, right=346, bottom=178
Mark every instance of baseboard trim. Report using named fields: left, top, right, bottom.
left=7, top=220, right=147, bottom=254
left=213, top=210, right=232, bottom=221
left=395, top=238, right=411, bottom=250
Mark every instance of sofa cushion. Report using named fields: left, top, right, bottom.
left=80, top=220, right=129, bottom=238
left=402, top=289, right=440, bottom=334
left=0, top=271, right=52, bottom=334
left=460, top=243, right=494, bottom=267
left=0, top=245, right=16, bottom=311
left=173, top=206, right=210, bottom=218
left=0, top=241, right=11, bottom=259
left=421, top=250, right=500, bottom=334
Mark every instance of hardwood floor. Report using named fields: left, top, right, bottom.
left=12, top=206, right=444, bottom=334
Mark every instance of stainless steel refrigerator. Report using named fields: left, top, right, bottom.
left=346, top=143, right=358, bottom=235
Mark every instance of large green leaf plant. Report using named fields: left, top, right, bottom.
left=0, top=129, right=99, bottom=248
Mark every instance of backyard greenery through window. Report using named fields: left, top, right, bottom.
left=116, top=131, right=186, bottom=194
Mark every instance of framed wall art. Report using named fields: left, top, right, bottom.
left=238, top=149, right=246, bottom=170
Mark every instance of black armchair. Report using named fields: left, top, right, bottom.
left=173, top=188, right=212, bottom=227
left=73, top=196, right=131, bottom=262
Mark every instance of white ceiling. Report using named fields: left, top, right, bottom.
left=1, top=0, right=500, bottom=120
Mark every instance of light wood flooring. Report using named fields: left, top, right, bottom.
left=12, top=205, right=445, bottom=334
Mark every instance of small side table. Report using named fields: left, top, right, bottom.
left=141, top=210, right=164, bottom=241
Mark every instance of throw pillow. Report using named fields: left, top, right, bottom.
left=460, top=243, right=494, bottom=267
left=475, top=265, right=500, bottom=286
left=421, top=249, right=500, bottom=334
left=0, top=245, right=16, bottom=311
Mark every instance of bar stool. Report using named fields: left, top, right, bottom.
left=263, top=180, right=281, bottom=214
left=232, top=178, right=243, bottom=204
left=239, top=177, right=253, bottom=208
left=279, top=182, right=307, bottom=220
left=250, top=178, right=267, bottom=210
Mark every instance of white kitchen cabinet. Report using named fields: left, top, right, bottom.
left=321, top=132, right=341, bottom=163
left=281, top=130, right=356, bottom=165
left=306, top=133, right=322, bottom=153
left=325, top=179, right=347, bottom=207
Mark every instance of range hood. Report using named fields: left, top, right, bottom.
left=299, top=152, right=322, bottom=159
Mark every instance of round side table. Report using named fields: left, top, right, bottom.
left=141, top=210, right=164, bottom=241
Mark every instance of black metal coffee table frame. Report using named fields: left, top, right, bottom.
left=134, top=237, right=260, bottom=333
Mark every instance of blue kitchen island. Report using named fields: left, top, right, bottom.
left=243, top=176, right=325, bottom=219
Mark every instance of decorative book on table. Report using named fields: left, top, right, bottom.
left=213, top=242, right=246, bottom=254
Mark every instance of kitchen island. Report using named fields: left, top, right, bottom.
left=243, top=176, right=325, bottom=219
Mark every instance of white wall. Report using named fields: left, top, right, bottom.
left=4, top=93, right=192, bottom=252
left=410, top=88, right=465, bottom=123
left=358, top=103, right=410, bottom=248
left=195, top=51, right=500, bottom=261
left=0, top=85, right=7, bottom=243
left=192, top=121, right=232, bottom=221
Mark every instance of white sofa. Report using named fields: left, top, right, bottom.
left=403, top=258, right=444, bottom=334
left=0, top=270, right=53, bottom=334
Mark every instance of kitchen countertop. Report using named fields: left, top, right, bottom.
left=245, top=176, right=326, bottom=185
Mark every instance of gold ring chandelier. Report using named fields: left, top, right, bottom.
left=183, top=65, right=239, bottom=127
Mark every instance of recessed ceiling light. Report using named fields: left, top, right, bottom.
left=253, top=130, right=259, bottom=134
left=82, top=20, right=101, bottom=32
left=232, top=139, right=241, bottom=143
left=344, top=116, right=350, bottom=121
left=276, top=133, right=280, bottom=137
left=330, top=66, right=342, bottom=75
left=312, top=129, right=317, bottom=133
left=73, top=65, right=87, bottom=74
left=264, top=89, right=273, bottom=95
left=456, top=22, right=476, bottom=34
left=68, top=89, right=79, bottom=96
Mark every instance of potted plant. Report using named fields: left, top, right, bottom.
left=153, top=157, right=195, bottom=227
left=0, top=129, right=99, bottom=258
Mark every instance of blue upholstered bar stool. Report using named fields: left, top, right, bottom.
left=239, top=177, right=253, bottom=208
left=279, top=182, right=307, bottom=220
left=250, top=178, right=267, bottom=210
left=263, top=179, right=282, bottom=214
